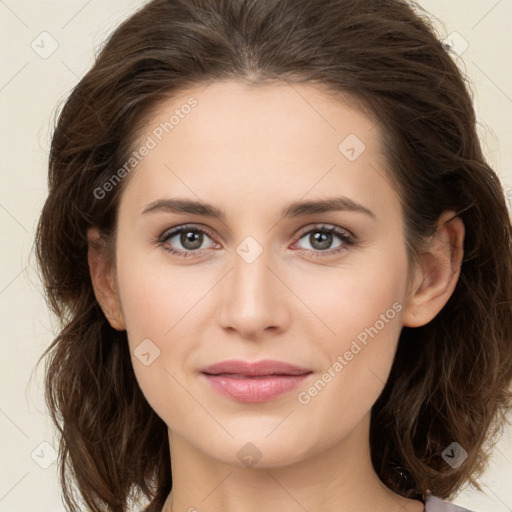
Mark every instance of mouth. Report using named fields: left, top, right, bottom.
left=200, top=359, right=313, bottom=403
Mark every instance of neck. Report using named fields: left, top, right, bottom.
left=161, top=413, right=424, bottom=512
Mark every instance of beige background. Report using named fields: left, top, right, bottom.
left=0, top=1, right=511, bottom=511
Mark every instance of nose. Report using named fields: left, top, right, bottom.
left=217, top=245, right=291, bottom=339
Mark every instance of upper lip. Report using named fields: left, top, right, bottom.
left=201, top=359, right=312, bottom=377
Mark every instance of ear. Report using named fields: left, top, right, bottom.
left=87, top=226, right=126, bottom=331
left=402, top=211, right=465, bottom=328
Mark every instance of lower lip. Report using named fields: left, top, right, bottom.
left=201, top=373, right=312, bottom=403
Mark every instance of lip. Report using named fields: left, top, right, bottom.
left=201, top=359, right=312, bottom=376
left=200, top=359, right=313, bottom=403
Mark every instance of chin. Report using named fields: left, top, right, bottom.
left=195, top=430, right=317, bottom=469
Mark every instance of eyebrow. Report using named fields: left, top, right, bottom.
left=141, top=196, right=376, bottom=221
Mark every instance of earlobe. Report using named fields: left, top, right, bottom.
left=402, top=211, right=465, bottom=328
left=87, top=226, right=126, bottom=331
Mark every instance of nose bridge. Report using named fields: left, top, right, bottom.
left=217, top=236, right=289, bottom=336
left=233, top=239, right=272, bottom=302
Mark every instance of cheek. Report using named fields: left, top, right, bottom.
left=293, top=242, right=408, bottom=347
left=295, top=292, right=404, bottom=452
left=114, top=247, right=213, bottom=418
left=115, top=244, right=204, bottom=338
left=118, top=268, right=200, bottom=427
left=293, top=245, right=407, bottom=416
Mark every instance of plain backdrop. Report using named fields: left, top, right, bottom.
left=1, top=1, right=511, bottom=511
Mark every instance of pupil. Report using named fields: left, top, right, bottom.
left=312, top=231, right=331, bottom=250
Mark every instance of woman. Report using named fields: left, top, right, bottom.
left=34, top=0, right=512, bottom=511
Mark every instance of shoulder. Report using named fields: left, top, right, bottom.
left=425, top=494, right=476, bottom=512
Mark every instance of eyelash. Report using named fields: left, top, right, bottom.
left=157, top=224, right=356, bottom=259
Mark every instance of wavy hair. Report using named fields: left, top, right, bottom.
left=34, top=0, right=512, bottom=510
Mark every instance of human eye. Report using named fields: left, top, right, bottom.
left=157, top=224, right=220, bottom=258
left=156, top=223, right=356, bottom=259
left=292, top=224, right=356, bottom=258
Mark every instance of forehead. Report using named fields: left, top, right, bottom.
left=137, top=79, right=380, bottom=157
left=119, top=79, right=397, bottom=221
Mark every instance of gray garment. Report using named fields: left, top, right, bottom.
left=424, top=494, right=475, bottom=511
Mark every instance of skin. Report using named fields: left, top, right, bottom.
left=87, top=79, right=464, bottom=512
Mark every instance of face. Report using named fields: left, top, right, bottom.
left=105, top=79, right=415, bottom=467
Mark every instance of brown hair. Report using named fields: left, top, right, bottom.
left=34, top=0, right=512, bottom=510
